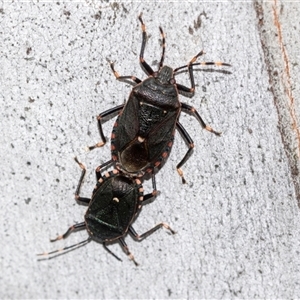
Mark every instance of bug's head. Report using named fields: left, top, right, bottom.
left=155, top=66, right=175, bottom=85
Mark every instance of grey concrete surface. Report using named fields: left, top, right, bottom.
left=1, top=1, right=299, bottom=299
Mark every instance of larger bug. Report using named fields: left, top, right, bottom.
left=38, top=158, right=175, bottom=266
left=89, top=14, right=231, bottom=183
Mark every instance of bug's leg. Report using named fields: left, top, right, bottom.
left=129, top=223, right=176, bottom=242
left=174, top=51, right=231, bottom=97
left=88, top=104, right=124, bottom=151
left=74, top=157, right=91, bottom=205
left=181, top=102, right=221, bottom=136
left=175, top=121, right=195, bottom=184
left=175, top=50, right=204, bottom=97
left=103, top=243, right=122, bottom=262
left=37, top=237, right=91, bottom=260
left=37, top=158, right=89, bottom=259
left=49, top=222, right=87, bottom=242
left=143, top=174, right=158, bottom=202
left=109, top=61, right=142, bottom=85
left=118, top=237, right=139, bottom=266
left=95, top=159, right=113, bottom=181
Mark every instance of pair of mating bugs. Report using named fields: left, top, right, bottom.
left=38, top=14, right=230, bottom=265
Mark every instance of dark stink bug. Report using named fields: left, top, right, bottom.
left=38, top=158, right=175, bottom=266
left=89, top=14, right=231, bottom=183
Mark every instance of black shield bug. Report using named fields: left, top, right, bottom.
left=89, top=14, right=230, bottom=183
left=38, top=158, right=175, bottom=266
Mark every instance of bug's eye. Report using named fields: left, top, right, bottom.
left=153, top=72, right=158, bottom=78
left=169, top=78, right=176, bottom=84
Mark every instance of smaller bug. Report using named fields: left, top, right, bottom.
left=38, top=158, right=175, bottom=266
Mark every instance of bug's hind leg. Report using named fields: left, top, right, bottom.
left=74, top=157, right=91, bottom=205
left=175, top=121, right=195, bottom=184
left=87, top=104, right=124, bottom=151
left=103, top=243, right=122, bottom=262
left=129, top=223, right=176, bottom=242
left=118, top=237, right=139, bottom=266
left=142, top=174, right=158, bottom=202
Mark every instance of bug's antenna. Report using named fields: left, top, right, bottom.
left=158, top=26, right=166, bottom=70
left=174, top=55, right=231, bottom=73
left=37, top=238, right=91, bottom=261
